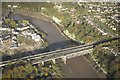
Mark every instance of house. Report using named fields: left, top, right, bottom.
left=87, top=10, right=91, bottom=12
left=13, top=30, right=19, bottom=35
left=22, top=30, right=32, bottom=36
left=41, top=7, right=46, bottom=10
left=30, top=24, right=34, bottom=28
left=61, top=8, right=68, bottom=11
left=22, top=31, right=28, bottom=36
left=12, top=39, right=16, bottom=44
left=12, top=29, right=19, bottom=35
left=0, top=20, right=2, bottom=24
left=12, top=36, right=16, bottom=40
left=52, top=16, right=61, bottom=24
left=54, top=4, right=62, bottom=10
left=31, top=33, right=41, bottom=42
left=13, top=5, right=18, bottom=8
left=16, top=26, right=30, bottom=31
left=1, top=33, right=11, bottom=41
left=8, top=5, right=11, bottom=8
left=0, top=35, right=2, bottom=43
left=112, top=27, right=116, bottom=31
left=10, top=43, right=18, bottom=49
left=97, top=8, right=101, bottom=12
left=0, top=27, right=11, bottom=31
left=0, top=23, right=11, bottom=30
left=76, top=21, right=80, bottom=24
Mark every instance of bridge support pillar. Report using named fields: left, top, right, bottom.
left=41, top=61, right=44, bottom=66
left=52, top=59, right=56, bottom=64
left=61, top=56, right=67, bottom=64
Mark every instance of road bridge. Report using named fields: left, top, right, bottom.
left=0, top=37, right=119, bottom=67
left=0, top=44, right=93, bottom=67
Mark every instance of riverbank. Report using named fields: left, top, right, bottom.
left=12, top=10, right=79, bottom=50
left=14, top=10, right=70, bottom=41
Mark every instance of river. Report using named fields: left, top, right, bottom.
left=9, top=13, right=79, bottom=51
left=3, top=11, right=103, bottom=78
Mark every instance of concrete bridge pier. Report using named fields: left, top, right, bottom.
left=61, top=56, right=67, bottom=64
left=41, top=61, right=44, bottom=66
left=52, top=59, right=56, bottom=64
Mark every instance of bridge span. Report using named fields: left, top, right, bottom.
left=0, top=44, right=93, bottom=67
left=0, top=37, right=119, bottom=67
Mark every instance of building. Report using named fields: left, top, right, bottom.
left=0, top=32, right=11, bottom=41
left=52, top=16, right=61, bottom=24
left=10, top=43, right=18, bottom=49
left=31, top=33, right=41, bottom=42
left=16, top=26, right=30, bottom=31
left=13, top=5, right=17, bottom=8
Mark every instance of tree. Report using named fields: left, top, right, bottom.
left=4, top=18, right=10, bottom=24
left=22, top=20, right=29, bottom=25
left=27, top=63, right=34, bottom=73
left=33, top=66, right=38, bottom=74
left=10, top=19, right=17, bottom=28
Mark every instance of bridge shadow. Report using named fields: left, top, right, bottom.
left=93, top=37, right=120, bottom=47
left=1, top=40, right=80, bottom=61
left=1, top=37, right=120, bottom=61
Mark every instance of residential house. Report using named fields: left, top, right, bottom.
left=31, top=33, right=41, bottom=42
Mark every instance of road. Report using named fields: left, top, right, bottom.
left=2, top=10, right=101, bottom=78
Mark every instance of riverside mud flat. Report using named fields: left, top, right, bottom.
left=56, top=55, right=106, bottom=78
left=56, top=56, right=99, bottom=78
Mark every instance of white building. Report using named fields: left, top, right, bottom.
left=97, top=8, right=101, bottom=12
left=12, top=36, right=16, bottom=40
left=31, top=33, right=41, bottom=42
left=87, top=10, right=91, bottom=12
left=41, top=7, right=46, bottom=10
left=8, top=5, right=11, bottom=8
left=54, top=5, right=62, bottom=10
left=0, top=20, right=2, bottom=24
left=13, top=30, right=19, bottom=35
left=22, top=30, right=32, bottom=36
left=52, top=16, right=61, bottom=24
left=0, top=27, right=11, bottom=31
left=13, top=5, right=18, bottom=8
left=16, top=26, right=29, bottom=31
